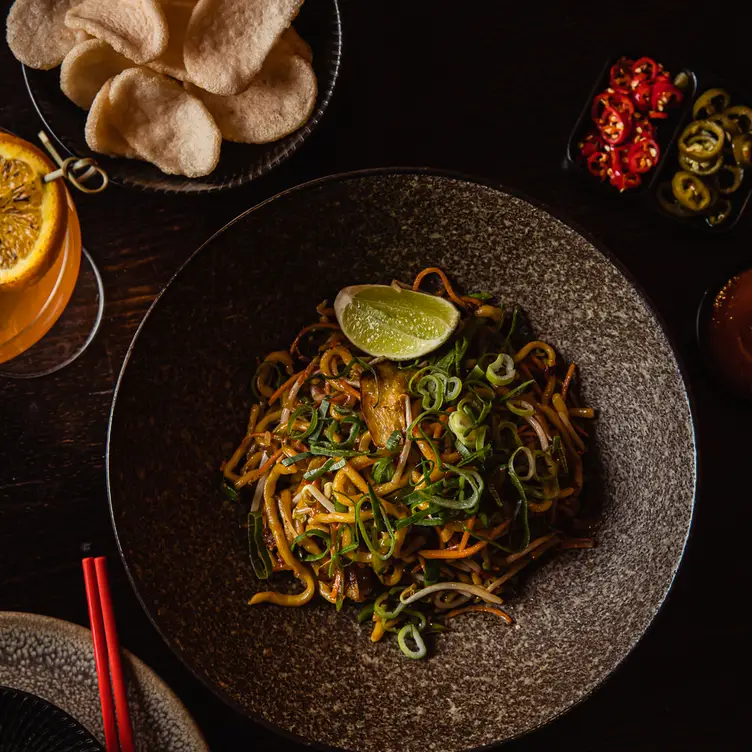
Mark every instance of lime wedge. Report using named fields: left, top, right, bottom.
left=333, top=284, right=461, bottom=360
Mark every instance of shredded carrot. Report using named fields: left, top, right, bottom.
left=290, top=322, right=340, bottom=358
left=234, top=448, right=284, bottom=489
left=561, top=362, right=577, bottom=400
left=412, top=267, right=467, bottom=308
left=445, top=605, right=513, bottom=624
left=268, top=371, right=303, bottom=406
left=458, top=515, right=476, bottom=552
left=421, top=540, right=487, bottom=559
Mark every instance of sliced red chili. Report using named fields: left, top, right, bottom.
left=612, top=171, right=642, bottom=191
left=592, top=89, right=635, bottom=123
left=633, top=81, right=653, bottom=112
left=627, top=139, right=660, bottom=173
left=598, top=106, right=631, bottom=145
left=631, top=57, right=660, bottom=84
left=578, top=131, right=604, bottom=158
left=609, top=57, right=635, bottom=89
left=633, top=115, right=657, bottom=142
left=586, top=151, right=610, bottom=180
left=651, top=80, right=683, bottom=112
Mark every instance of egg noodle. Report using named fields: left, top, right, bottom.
left=221, top=268, right=596, bottom=659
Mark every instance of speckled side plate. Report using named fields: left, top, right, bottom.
left=0, top=612, right=208, bottom=751
left=107, top=170, right=696, bottom=751
left=22, top=1, right=341, bottom=193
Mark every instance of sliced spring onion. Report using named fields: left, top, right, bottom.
left=357, top=602, right=375, bottom=624
left=308, top=442, right=368, bottom=458
left=282, top=451, right=313, bottom=467
left=248, top=511, right=272, bottom=579
left=426, top=465, right=483, bottom=511
left=508, top=465, right=531, bottom=553
left=507, top=399, right=534, bottom=418
left=292, top=528, right=330, bottom=562
left=385, top=430, right=402, bottom=451
left=497, top=379, right=535, bottom=403
left=287, top=404, right=318, bottom=440
left=509, top=446, right=534, bottom=482
left=423, top=558, right=440, bottom=586
left=303, top=457, right=346, bottom=481
left=371, top=456, right=396, bottom=484
left=416, top=373, right=445, bottom=410
left=374, top=592, right=403, bottom=620
left=486, top=353, right=516, bottom=387
left=448, top=410, right=483, bottom=449
left=398, top=624, right=427, bottom=660
left=220, top=476, right=239, bottom=500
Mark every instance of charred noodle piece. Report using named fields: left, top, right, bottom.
left=221, top=268, right=595, bottom=657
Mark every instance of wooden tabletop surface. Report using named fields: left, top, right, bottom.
left=1, top=1, right=747, bottom=749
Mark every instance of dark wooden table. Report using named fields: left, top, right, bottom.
left=1, top=1, right=747, bottom=749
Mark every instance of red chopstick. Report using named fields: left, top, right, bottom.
left=82, top=557, right=135, bottom=752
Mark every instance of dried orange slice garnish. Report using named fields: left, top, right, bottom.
left=0, top=132, right=66, bottom=291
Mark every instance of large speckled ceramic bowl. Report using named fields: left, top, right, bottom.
left=0, top=612, right=207, bottom=751
left=107, top=171, right=696, bottom=751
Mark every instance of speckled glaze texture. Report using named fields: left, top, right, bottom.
left=108, top=172, right=696, bottom=751
left=0, top=612, right=208, bottom=751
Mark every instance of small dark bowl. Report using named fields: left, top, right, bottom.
left=22, top=1, right=341, bottom=194
left=108, top=170, right=697, bottom=751
left=696, top=263, right=752, bottom=398
left=650, top=73, right=752, bottom=233
left=566, top=54, right=696, bottom=197
left=0, top=687, right=103, bottom=752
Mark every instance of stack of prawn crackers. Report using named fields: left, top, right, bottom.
left=6, top=0, right=317, bottom=177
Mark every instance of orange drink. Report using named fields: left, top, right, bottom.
left=0, top=132, right=82, bottom=365
left=0, top=194, right=81, bottom=364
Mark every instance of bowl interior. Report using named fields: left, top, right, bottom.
left=23, top=1, right=341, bottom=193
left=108, top=172, right=696, bottom=752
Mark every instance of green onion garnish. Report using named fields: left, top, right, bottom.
left=248, top=511, right=272, bottom=579
left=397, top=623, right=427, bottom=659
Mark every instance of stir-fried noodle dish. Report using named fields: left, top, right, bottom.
left=221, top=269, right=596, bottom=659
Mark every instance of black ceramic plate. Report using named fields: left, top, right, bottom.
left=22, top=2, right=341, bottom=193
left=0, top=687, right=103, bottom=752
left=108, top=170, right=696, bottom=751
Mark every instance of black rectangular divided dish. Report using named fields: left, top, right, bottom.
left=566, top=54, right=696, bottom=198
left=650, top=72, right=752, bottom=233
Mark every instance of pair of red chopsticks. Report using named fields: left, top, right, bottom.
left=82, top=557, right=135, bottom=752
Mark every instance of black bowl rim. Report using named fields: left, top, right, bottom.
left=20, top=0, right=342, bottom=195
left=0, top=685, right=104, bottom=750
left=106, top=166, right=698, bottom=751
